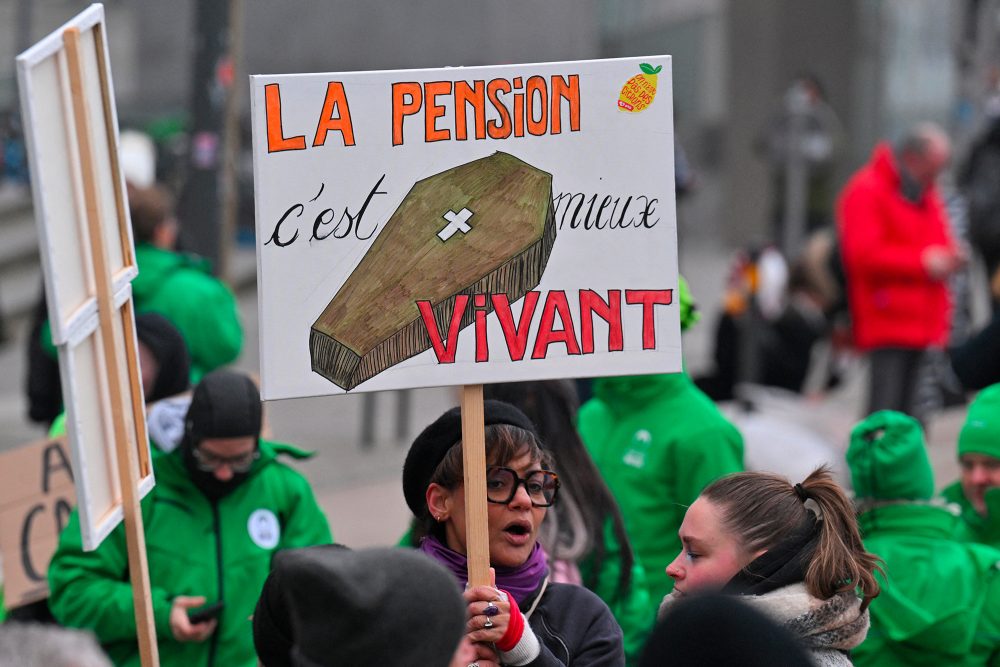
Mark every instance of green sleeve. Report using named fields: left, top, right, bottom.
left=40, top=318, right=58, bottom=359
left=47, top=508, right=174, bottom=642
left=578, top=519, right=653, bottom=666
left=672, top=423, right=744, bottom=507
left=277, top=472, right=333, bottom=549
left=398, top=524, right=417, bottom=548
left=181, top=280, right=242, bottom=379
left=48, top=412, right=67, bottom=439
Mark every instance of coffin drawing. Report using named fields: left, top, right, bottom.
left=310, top=151, right=557, bottom=390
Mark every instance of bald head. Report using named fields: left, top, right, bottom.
left=897, top=122, right=951, bottom=189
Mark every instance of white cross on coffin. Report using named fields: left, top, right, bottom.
left=437, top=207, right=474, bottom=241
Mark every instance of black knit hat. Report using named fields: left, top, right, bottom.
left=183, top=369, right=262, bottom=445
left=642, top=594, right=813, bottom=667
left=402, top=399, right=537, bottom=516
left=135, top=312, right=190, bottom=402
left=252, top=546, right=465, bottom=667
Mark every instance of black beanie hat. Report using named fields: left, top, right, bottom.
left=253, top=546, right=466, bottom=667
left=402, top=399, right=538, bottom=517
left=135, top=312, right=190, bottom=402
left=183, top=369, right=262, bottom=446
left=642, top=594, right=813, bottom=667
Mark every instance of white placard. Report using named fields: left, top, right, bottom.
left=17, top=4, right=154, bottom=551
left=252, top=56, right=680, bottom=400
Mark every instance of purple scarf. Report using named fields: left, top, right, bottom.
left=419, top=535, right=549, bottom=606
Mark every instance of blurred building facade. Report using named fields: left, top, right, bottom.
left=3, top=0, right=996, bottom=245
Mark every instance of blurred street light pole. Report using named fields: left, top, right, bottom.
left=781, top=82, right=810, bottom=261
left=219, top=0, right=245, bottom=283
left=177, top=0, right=233, bottom=278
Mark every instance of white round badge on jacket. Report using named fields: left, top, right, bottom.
left=248, top=509, right=281, bottom=549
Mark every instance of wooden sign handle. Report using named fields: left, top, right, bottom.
left=64, top=26, right=159, bottom=667
left=461, top=384, right=491, bottom=587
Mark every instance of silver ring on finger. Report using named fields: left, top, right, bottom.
left=483, top=615, right=494, bottom=629
left=484, top=602, right=500, bottom=617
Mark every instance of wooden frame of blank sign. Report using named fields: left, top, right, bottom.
left=17, top=5, right=159, bottom=665
left=17, top=2, right=152, bottom=551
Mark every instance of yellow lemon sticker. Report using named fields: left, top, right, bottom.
left=617, top=63, right=661, bottom=113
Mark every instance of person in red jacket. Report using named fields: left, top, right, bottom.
left=837, top=123, right=963, bottom=421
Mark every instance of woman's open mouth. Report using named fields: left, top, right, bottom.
left=501, top=520, right=533, bottom=546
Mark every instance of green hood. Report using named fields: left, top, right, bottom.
left=859, top=504, right=1000, bottom=657
left=847, top=411, right=934, bottom=501
left=958, top=383, right=1000, bottom=460
left=592, top=373, right=688, bottom=416
left=132, top=244, right=212, bottom=302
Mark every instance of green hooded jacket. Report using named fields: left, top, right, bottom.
left=47, top=441, right=332, bottom=667
left=577, top=519, right=652, bottom=666
left=941, top=481, right=1000, bottom=549
left=578, top=373, right=744, bottom=620
left=132, top=243, right=242, bottom=382
left=853, top=504, right=1000, bottom=667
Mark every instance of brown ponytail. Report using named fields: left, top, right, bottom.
left=701, top=466, right=882, bottom=604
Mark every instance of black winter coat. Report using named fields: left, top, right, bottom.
left=521, top=579, right=625, bottom=666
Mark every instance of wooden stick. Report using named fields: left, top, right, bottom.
left=91, top=22, right=151, bottom=482
left=64, top=27, right=159, bottom=667
left=91, top=21, right=133, bottom=270
left=121, top=299, right=152, bottom=479
left=460, top=384, right=490, bottom=587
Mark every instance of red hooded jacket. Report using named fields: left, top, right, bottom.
left=836, top=143, right=956, bottom=350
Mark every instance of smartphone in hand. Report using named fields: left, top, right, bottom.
left=187, top=600, right=224, bottom=624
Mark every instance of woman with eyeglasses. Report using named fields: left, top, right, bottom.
left=403, top=400, right=625, bottom=667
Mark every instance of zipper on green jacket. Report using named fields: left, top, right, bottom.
left=207, top=501, right=224, bottom=667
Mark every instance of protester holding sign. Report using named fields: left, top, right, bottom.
left=403, top=400, right=625, bottom=666
left=47, top=369, right=331, bottom=667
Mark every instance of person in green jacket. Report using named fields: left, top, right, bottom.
left=484, top=380, right=653, bottom=665
left=941, top=383, right=1000, bottom=548
left=127, top=182, right=242, bottom=382
left=847, top=410, right=1000, bottom=666
left=578, top=277, right=744, bottom=621
left=47, top=370, right=332, bottom=667
left=578, top=373, right=744, bottom=620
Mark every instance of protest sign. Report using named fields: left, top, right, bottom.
left=17, top=2, right=152, bottom=551
left=251, top=56, right=680, bottom=401
left=17, top=4, right=158, bottom=663
left=0, top=439, right=75, bottom=610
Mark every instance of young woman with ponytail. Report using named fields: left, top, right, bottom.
left=658, top=466, right=881, bottom=667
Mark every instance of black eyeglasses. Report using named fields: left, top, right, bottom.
left=191, top=448, right=259, bottom=473
left=485, top=466, right=560, bottom=507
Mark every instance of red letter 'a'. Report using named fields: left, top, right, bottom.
left=531, top=291, right=582, bottom=360
left=417, top=296, right=469, bottom=363
left=492, top=292, right=540, bottom=361
left=625, top=289, right=673, bottom=349
left=579, top=290, right=623, bottom=353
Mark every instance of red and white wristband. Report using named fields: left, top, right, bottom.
left=495, top=590, right=540, bottom=665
